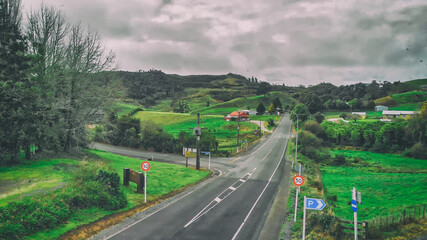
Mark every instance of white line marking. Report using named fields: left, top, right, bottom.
left=184, top=168, right=256, bottom=228
left=239, top=179, right=246, bottom=182
left=229, top=186, right=236, bottom=191
left=104, top=189, right=196, bottom=239
left=231, top=135, right=288, bottom=240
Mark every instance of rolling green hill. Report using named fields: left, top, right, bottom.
left=402, top=78, right=427, bottom=89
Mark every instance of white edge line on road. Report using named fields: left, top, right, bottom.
left=183, top=166, right=260, bottom=228
left=104, top=167, right=224, bottom=239
left=104, top=189, right=196, bottom=240
left=231, top=129, right=288, bottom=240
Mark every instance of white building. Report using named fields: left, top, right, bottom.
left=382, top=111, right=419, bottom=118
left=375, top=105, right=389, bottom=111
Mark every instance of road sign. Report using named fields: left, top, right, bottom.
left=141, top=161, right=151, bottom=172
left=186, top=151, right=196, bottom=157
left=293, top=175, right=305, bottom=186
left=352, top=199, right=358, bottom=212
left=305, top=198, right=326, bottom=210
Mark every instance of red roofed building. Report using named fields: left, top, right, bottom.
left=225, top=111, right=250, bottom=121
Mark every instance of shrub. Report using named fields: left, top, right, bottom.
left=405, top=142, right=427, bottom=159
left=331, top=154, right=346, bottom=166
left=268, top=118, right=275, bottom=127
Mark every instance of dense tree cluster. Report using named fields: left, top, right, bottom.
left=320, top=113, right=427, bottom=158
left=0, top=1, right=119, bottom=164
left=93, top=112, right=219, bottom=154
left=294, top=80, right=417, bottom=112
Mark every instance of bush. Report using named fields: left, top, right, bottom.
left=405, top=142, right=427, bottom=159
left=268, top=118, right=275, bottom=127
left=68, top=166, right=127, bottom=210
left=306, top=212, right=344, bottom=239
left=331, top=154, right=346, bottom=166
left=0, top=197, right=71, bottom=240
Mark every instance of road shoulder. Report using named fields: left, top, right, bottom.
left=257, top=156, right=291, bottom=240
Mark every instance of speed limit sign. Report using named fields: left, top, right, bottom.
left=293, top=175, right=305, bottom=187
left=141, top=161, right=151, bottom=172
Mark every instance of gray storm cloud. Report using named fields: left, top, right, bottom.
left=22, top=0, right=427, bottom=86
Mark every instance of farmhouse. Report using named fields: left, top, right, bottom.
left=225, top=111, right=250, bottom=121
left=382, top=110, right=419, bottom=118
left=375, top=105, right=389, bottom=111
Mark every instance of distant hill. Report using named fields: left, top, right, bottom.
left=403, top=78, right=427, bottom=89
left=104, top=70, right=291, bottom=112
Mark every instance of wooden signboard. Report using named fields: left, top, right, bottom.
left=123, top=168, right=144, bottom=193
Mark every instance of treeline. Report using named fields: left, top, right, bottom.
left=92, top=111, right=220, bottom=155
left=115, top=70, right=287, bottom=106
left=0, top=1, right=120, bottom=164
left=290, top=102, right=427, bottom=161
left=293, top=81, right=418, bottom=113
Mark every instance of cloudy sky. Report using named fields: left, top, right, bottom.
left=22, top=0, right=427, bottom=86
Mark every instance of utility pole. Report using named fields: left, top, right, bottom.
left=196, top=113, right=201, bottom=170
left=237, top=111, right=240, bottom=152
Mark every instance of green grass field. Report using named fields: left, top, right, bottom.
left=89, top=150, right=209, bottom=203
left=115, top=101, right=144, bottom=116
left=2, top=151, right=209, bottom=239
left=321, top=150, right=427, bottom=221
left=0, top=159, right=80, bottom=207
left=197, top=91, right=296, bottom=115
left=133, top=111, right=259, bottom=151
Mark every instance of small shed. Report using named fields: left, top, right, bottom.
left=375, top=105, right=388, bottom=112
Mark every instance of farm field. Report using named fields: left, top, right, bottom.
left=133, top=111, right=260, bottom=151
left=197, top=91, right=295, bottom=115
left=114, top=101, right=143, bottom=116
left=1, top=151, right=209, bottom=240
left=321, top=150, right=427, bottom=221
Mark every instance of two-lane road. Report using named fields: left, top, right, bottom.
left=92, top=114, right=292, bottom=240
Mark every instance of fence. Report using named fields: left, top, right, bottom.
left=339, top=204, right=426, bottom=239
left=367, top=205, right=426, bottom=232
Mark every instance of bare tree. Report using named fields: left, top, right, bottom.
left=26, top=5, right=119, bottom=153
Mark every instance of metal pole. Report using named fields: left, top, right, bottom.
left=353, top=187, right=358, bottom=240
left=294, top=187, right=299, bottom=222
left=144, top=172, right=147, bottom=203
left=302, top=196, right=306, bottom=240
left=208, top=152, right=211, bottom=170
left=237, top=112, right=240, bottom=152
left=196, top=113, right=201, bottom=170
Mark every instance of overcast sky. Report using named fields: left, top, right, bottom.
left=22, top=0, right=427, bottom=86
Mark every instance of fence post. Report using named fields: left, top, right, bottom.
left=423, top=205, right=425, bottom=218
left=403, top=209, right=406, bottom=222
left=137, top=172, right=144, bottom=193
left=365, top=222, right=369, bottom=239
left=123, top=168, right=130, bottom=187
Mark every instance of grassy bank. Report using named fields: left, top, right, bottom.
left=1, top=151, right=209, bottom=239
left=322, top=150, right=427, bottom=221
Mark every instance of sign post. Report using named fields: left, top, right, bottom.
left=352, top=187, right=361, bottom=240
left=303, top=197, right=326, bottom=240
left=293, top=175, right=305, bottom=222
left=141, top=161, right=151, bottom=203
left=201, top=151, right=211, bottom=170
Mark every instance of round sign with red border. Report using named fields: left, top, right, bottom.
left=141, top=161, right=151, bottom=172
left=293, top=175, right=305, bottom=186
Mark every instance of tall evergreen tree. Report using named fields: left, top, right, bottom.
left=0, top=0, right=34, bottom=162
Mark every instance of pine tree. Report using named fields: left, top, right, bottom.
left=0, top=0, right=33, bottom=162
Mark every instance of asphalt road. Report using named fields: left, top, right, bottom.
left=92, top=114, right=292, bottom=240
